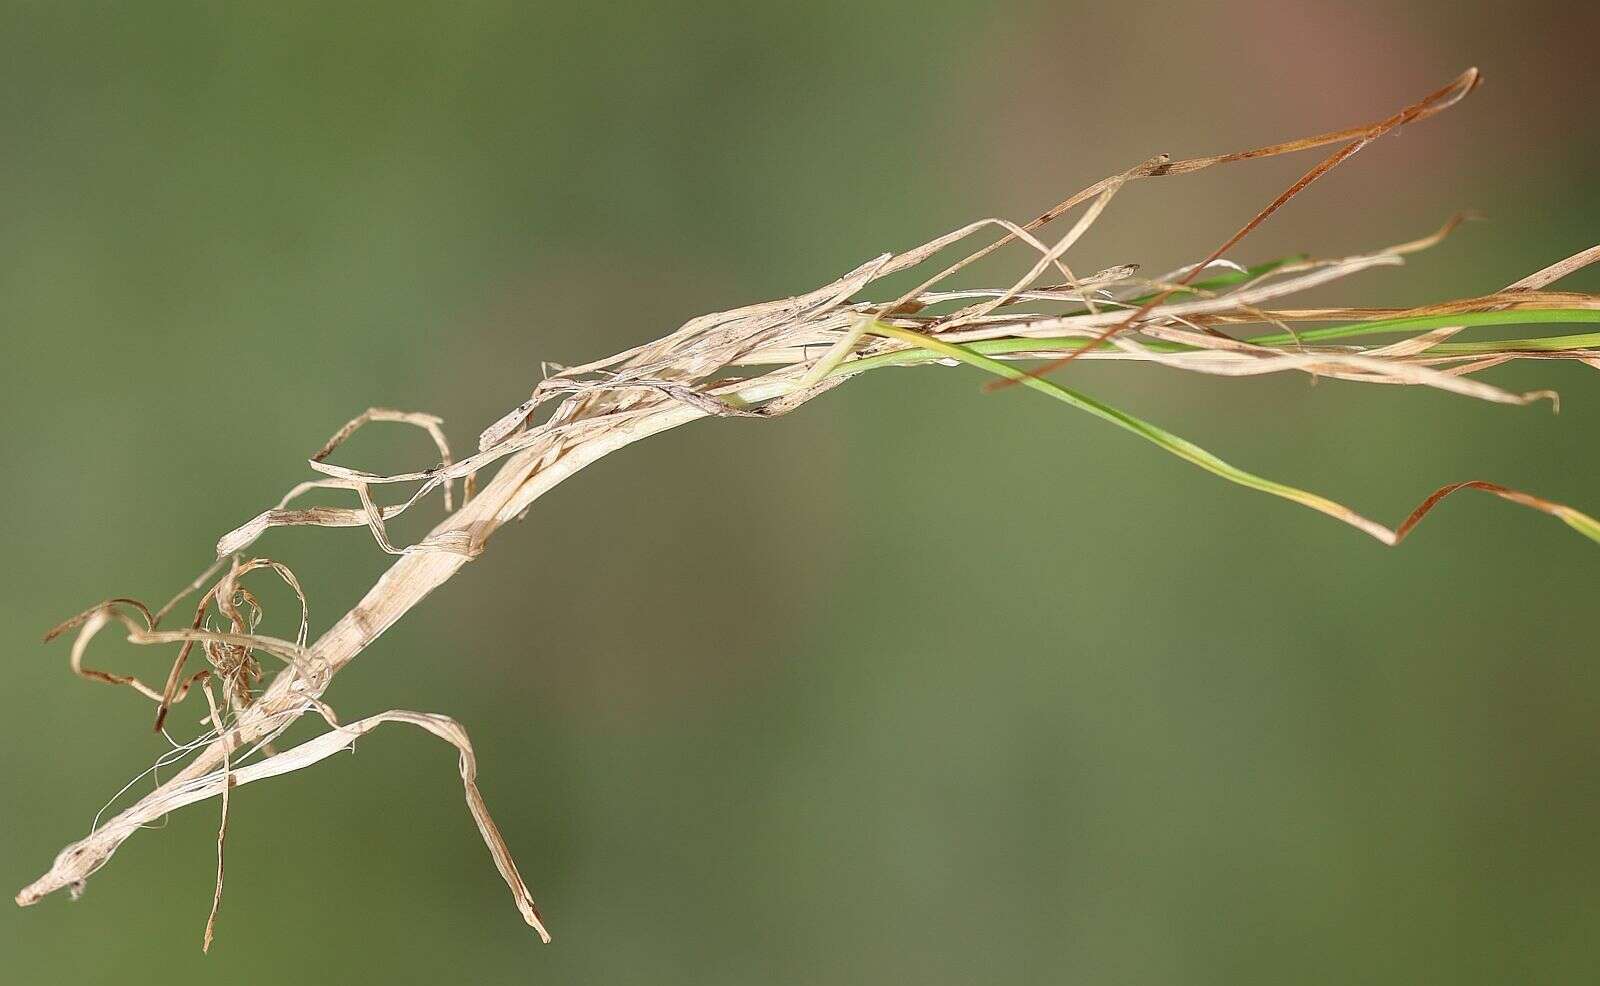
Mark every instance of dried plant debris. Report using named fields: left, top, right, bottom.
left=17, top=68, right=1600, bottom=946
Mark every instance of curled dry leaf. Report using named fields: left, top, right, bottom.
left=18, top=69, right=1600, bottom=949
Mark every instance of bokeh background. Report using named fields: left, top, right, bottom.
left=4, top=2, right=1599, bottom=982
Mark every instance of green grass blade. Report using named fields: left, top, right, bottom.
left=1249, top=308, right=1600, bottom=346
left=1120, top=254, right=1306, bottom=305
left=842, top=322, right=1600, bottom=376
left=1424, top=331, right=1600, bottom=354
left=864, top=321, right=1398, bottom=543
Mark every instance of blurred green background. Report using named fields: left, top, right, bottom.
left=4, top=2, right=1599, bottom=982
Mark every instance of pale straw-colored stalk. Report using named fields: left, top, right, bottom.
left=18, top=68, right=1600, bottom=947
